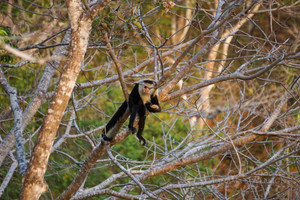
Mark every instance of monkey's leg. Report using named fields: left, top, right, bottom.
left=137, top=107, right=146, bottom=145
left=102, top=133, right=112, bottom=141
left=128, top=105, right=138, bottom=134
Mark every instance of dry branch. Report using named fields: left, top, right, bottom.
left=104, top=33, right=129, bottom=102
left=0, top=68, right=26, bottom=175
left=0, top=30, right=71, bottom=167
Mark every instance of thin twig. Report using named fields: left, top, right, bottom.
left=104, top=32, right=129, bottom=102
left=105, top=144, right=158, bottom=200
left=0, top=60, right=29, bottom=68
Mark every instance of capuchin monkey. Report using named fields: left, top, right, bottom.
left=102, top=79, right=161, bottom=145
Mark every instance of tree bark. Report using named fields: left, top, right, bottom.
left=0, top=30, right=70, bottom=167
left=0, top=68, right=26, bottom=175
left=20, top=0, right=110, bottom=198
left=57, top=111, right=130, bottom=200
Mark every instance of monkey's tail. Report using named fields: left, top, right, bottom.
left=102, top=101, right=128, bottom=141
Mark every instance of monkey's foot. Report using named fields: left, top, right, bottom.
left=102, top=133, right=112, bottom=141
left=128, top=126, right=136, bottom=134
left=138, top=136, right=146, bottom=146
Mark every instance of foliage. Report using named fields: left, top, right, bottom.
left=0, top=26, right=14, bottom=62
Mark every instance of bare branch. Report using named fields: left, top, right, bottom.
left=0, top=155, right=17, bottom=197
left=104, top=32, right=129, bottom=102
left=0, top=68, right=26, bottom=175
left=0, top=60, right=29, bottom=68
left=105, top=144, right=158, bottom=199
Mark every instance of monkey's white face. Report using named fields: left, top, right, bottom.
left=138, top=83, right=156, bottom=103
left=142, top=83, right=154, bottom=94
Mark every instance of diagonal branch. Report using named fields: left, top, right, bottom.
left=0, top=154, right=18, bottom=197
left=0, top=68, right=26, bottom=175
left=105, top=144, right=158, bottom=199
left=104, top=32, right=129, bottom=102
left=163, top=53, right=287, bottom=101
left=57, top=109, right=131, bottom=200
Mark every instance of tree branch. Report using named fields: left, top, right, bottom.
left=0, top=68, right=26, bottom=175
left=104, top=32, right=129, bottom=102
left=105, top=144, right=158, bottom=199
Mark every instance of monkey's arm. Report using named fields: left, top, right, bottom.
left=102, top=101, right=127, bottom=141
left=146, top=94, right=161, bottom=112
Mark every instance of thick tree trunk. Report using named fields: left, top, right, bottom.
left=20, top=1, right=93, bottom=199
left=20, top=0, right=110, bottom=198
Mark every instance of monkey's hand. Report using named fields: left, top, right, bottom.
left=150, top=105, right=160, bottom=110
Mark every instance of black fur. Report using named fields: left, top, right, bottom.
left=102, top=81, right=161, bottom=145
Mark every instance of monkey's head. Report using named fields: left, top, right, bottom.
left=137, top=79, right=157, bottom=96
